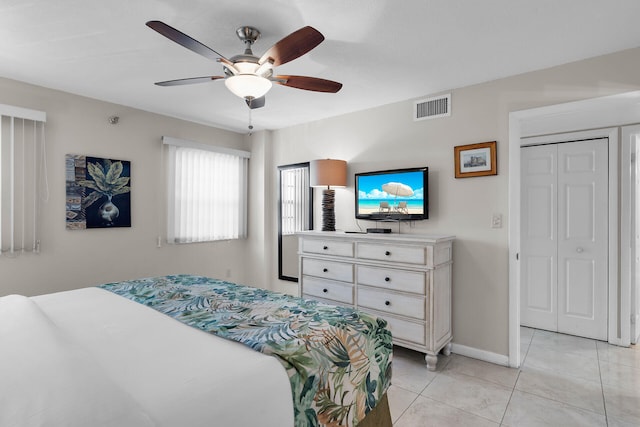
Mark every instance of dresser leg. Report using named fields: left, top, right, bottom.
left=425, top=353, right=438, bottom=371
left=442, top=342, right=452, bottom=356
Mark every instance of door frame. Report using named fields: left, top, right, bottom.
left=508, top=90, right=640, bottom=368
left=621, top=125, right=640, bottom=344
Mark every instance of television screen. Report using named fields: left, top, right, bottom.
left=355, top=167, right=428, bottom=220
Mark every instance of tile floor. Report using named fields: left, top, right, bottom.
left=388, top=327, right=640, bottom=426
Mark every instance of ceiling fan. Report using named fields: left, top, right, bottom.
left=146, top=20, right=343, bottom=109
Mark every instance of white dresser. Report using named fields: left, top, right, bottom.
left=297, top=231, right=454, bottom=371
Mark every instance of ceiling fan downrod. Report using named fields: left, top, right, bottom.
left=236, top=26, right=261, bottom=55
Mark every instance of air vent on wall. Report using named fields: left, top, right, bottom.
left=413, top=93, right=451, bottom=121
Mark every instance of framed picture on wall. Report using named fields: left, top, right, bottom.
left=454, top=141, right=497, bottom=178
left=65, top=154, right=131, bottom=229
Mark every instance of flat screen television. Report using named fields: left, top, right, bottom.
left=355, top=167, right=428, bottom=221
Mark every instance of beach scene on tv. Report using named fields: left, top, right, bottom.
left=357, top=170, right=424, bottom=215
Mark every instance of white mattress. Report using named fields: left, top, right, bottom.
left=0, top=287, right=294, bottom=427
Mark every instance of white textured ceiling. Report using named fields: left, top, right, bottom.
left=1, top=0, right=640, bottom=133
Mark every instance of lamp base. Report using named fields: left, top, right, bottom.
left=321, top=189, right=336, bottom=231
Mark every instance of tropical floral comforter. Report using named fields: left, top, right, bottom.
left=99, top=275, right=392, bottom=427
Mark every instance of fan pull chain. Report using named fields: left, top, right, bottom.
left=248, top=106, right=253, bottom=135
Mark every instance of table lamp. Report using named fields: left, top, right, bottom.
left=310, top=159, right=347, bottom=231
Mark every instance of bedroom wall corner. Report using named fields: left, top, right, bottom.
left=246, top=129, right=276, bottom=291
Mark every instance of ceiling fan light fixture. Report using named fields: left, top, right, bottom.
left=225, top=74, right=272, bottom=99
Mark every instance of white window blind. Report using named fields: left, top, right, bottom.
left=280, top=166, right=309, bottom=235
left=163, top=137, right=249, bottom=243
left=0, top=104, right=47, bottom=256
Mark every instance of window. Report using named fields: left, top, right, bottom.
left=0, top=104, right=47, bottom=256
left=163, top=136, right=249, bottom=243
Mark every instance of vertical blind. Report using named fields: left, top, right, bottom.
left=164, top=137, right=249, bottom=243
left=280, top=166, right=309, bottom=235
left=0, top=104, right=47, bottom=256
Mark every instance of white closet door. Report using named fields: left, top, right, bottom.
left=557, top=139, right=608, bottom=340
left=521, top=139, right=608, bottom=340
left=521, top=144, right=558, bottom=331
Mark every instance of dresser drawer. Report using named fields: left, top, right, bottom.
left=302, top=276, right=354, bottom=305
left=302, top=294, right=353, bottom=309
left=357, top=265, right=426, bottom=294
left=357, top=243, right=426, bottom=265
left=302, top=258, right=353, bottom=283
left=302, top=239, right=354, bottom=257
left=383, top=314, right=426, bottom=346
left=357, top=288, right=425, bottom=320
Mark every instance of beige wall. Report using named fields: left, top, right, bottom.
left=0, top=78, right=251, bottom=297
left=267, top=47, right=640, bottom=357
left=246, top=130, right=274, bottom=288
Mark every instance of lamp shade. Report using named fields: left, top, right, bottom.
left=309, top=159, right=347, bottom=188
left=224, top=74, right=273, bottom=99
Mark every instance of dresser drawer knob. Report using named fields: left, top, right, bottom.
left=384, top=300, right=391, bottom=306
left=323, top=288, right=328, bottom=293
left=385, top=251, right=391, bottom=256
left=384, top=277, right=391, bottom=282
left=323, top=268, right=328, bottom=272
left=323, top=246, right=328, bottom=250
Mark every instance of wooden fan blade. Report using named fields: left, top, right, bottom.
left=274, top=75, right=342, bottom=93
left=245, top=96, right=266, bottom=109
left=259, top=26, right=324, bottom=67
left=155, top=76, right=225, bottom=86
left=146, top=20, right=228, bottom=62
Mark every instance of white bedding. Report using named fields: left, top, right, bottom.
left=0, top=288, right=294, bottom=427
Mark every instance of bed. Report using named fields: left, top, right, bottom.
left=0, top=275, right=392, bottom=427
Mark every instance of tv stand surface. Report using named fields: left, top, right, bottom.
left=296, top=230, right=454, bottom=371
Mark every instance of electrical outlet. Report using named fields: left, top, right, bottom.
left=491, top=213, right=502, bottom=228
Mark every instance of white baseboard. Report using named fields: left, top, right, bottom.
left=450, top=343, right=510, bottom=367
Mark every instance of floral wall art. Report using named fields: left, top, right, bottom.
left=65, top=155, right=131, bottom=229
